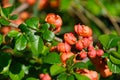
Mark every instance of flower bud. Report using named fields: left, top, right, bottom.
left=60, top=52, right=74, bottom=65
left=88, top=45, right=94, bottom=51
left=76, top=40, right=84, bottom=50
left=81, top=38, right=91, bottom=48
left=64, top=33, right=77, bottom=45
left=45, top=13, right=62, bottom=29
left=96, top=49, right=104, bottom=57
left=39, top=73, right=51, bottom=80
left=74, top=24, right=92, bottom=37
left=88, top=49, right=96, bottom=58
left=79, top=51, right=87, bottom=59
left=57, top=42, right=71, bottom=53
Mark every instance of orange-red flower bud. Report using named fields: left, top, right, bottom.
left=79, top=51, right=87, bottom=59
left=88, top=49, right=97, bottom=58
left=57, top=42, right=71, bottom=53
left=39, top=73, right=51, bottom=80
left=45, top=13, right=62, bottom=29
left=96, top=49, right=104, bottom=57
left=64, top=33, right=77, bottom=45
left=76, top=40, right=84, bottom=51
left=74, top=24, right=92, bottom=37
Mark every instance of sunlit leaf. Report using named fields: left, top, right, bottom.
left=42, top=52, right=61, bottom=64
left=15, top=35, right=27, bottom=51
left=50, top=64, right=66, bottom=76
left=25, top=17, right=39, bottom=29
left=0, top=17, right=10, bottom=25
left=43, top=30, right=55, bottom=41
left=107, top=59, right=120, bottom=73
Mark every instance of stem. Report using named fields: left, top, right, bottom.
left=95, top=0, right=120, bottom=35
left=11, top=3, right=29, bottom=15
left=71, top=3, right=111, bottom=34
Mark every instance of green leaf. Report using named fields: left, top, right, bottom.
left=10, top=14, right=18, bottom=20
left=107, top=36, right=120, bottom=48
left=72, top=62, right=88, bottom=69
left=73, top=73, right=90, bottom=80
left=0, top=34, right=3, bottom=45
left=15, top=35, right=27, bottom=51
left=8, top=30, right=21, bottom=37
left=26, top=77, right=39, bottom=80
left=0, top=52, right=11, bottom=73
left=9, top=61, right=25, bottom=80
left=57, top=72, right=68, bottom=80
left=25, top=17, right=39, bottom=29
left=43, top=30, right=55, bottom=41
left=42, top=52, right=61, bottom=64
left=1, top=6, right=14, bottom=18
left=50, top=64, right=66, bottom=76
left=107, top=59, right=120, bottom=73
left=19, top=23, right=30, bottom=33
left=41, top=46, right=49, bottom=56
left=98, top=34, right=119, bottom=49
left=109, top=54, right=120, bottom=66
left=110, top=51, right=120, bottom=60
left=67, top=75, right=75, bottom=80
left=28, top=36, right=44, bottom=56
left=0, top=17, right=10, bottom=25
left=66, top=55, right=75, bottom=67
left=40, top=23, right=50, bottom=32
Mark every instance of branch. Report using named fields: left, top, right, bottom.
left=11, top=3, right=29, bottom=15
left=95, top=0, right=120, bottom=35
left=71, top=5, right=111, bottom=34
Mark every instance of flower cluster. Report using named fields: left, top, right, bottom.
left=51, top=24, right=104, bottom=65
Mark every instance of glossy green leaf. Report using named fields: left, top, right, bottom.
left=1, top=6, right=14, bottom=18
left=25, top=17, right=39, bottom=29
left=107, top=59, right=120, bottom=73
left=98, top=34, right=119, bottom=49
left=0, top=52, right=11, bottom=73
left=109, top=54, right=120, bottom=66
left=50, top=64, right=66, bottom=76
left=57, top=72, right=68, bottom=80
left=19, top=24, right=30, bottom=33
left=67, top=75, right=75, bottom=80
left=28, top=36, right=44, bottom=56
left=43, top=30, right=55, bottom=41
left=42, top=52, right=61, bottom=64
left=40, top=23, right=50, bottom=32
left=0, top=17, right=10, bottom=25
left=15, top=35, right=27, bottom=51
left=72, top=62, right=88, bottom=69
left=10, top=14, right=18, bottom=20
left=8, top=30, right=21, bottom=37
left=26, top=77, right=39, bottom=80
left=9, top=61, right=25, bottom=80
left=107, top=36, right=120, bottom=48
left=0, top=34, right=3, bottom=45
left=110, top=51, right=120, bottom=60
left=41, top=46, right=49, bottom=55
left=73, top=73, right=90, bottom=80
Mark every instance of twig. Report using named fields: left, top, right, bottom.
left=83, top=7, right=111, bottom=34
left=71, top=4, right=111, bottom=34
left=95, top=0, right=120, bottom=35
left=69, top=6, right=90, bottom=25
left=11, top=3, right=29, bottom=15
